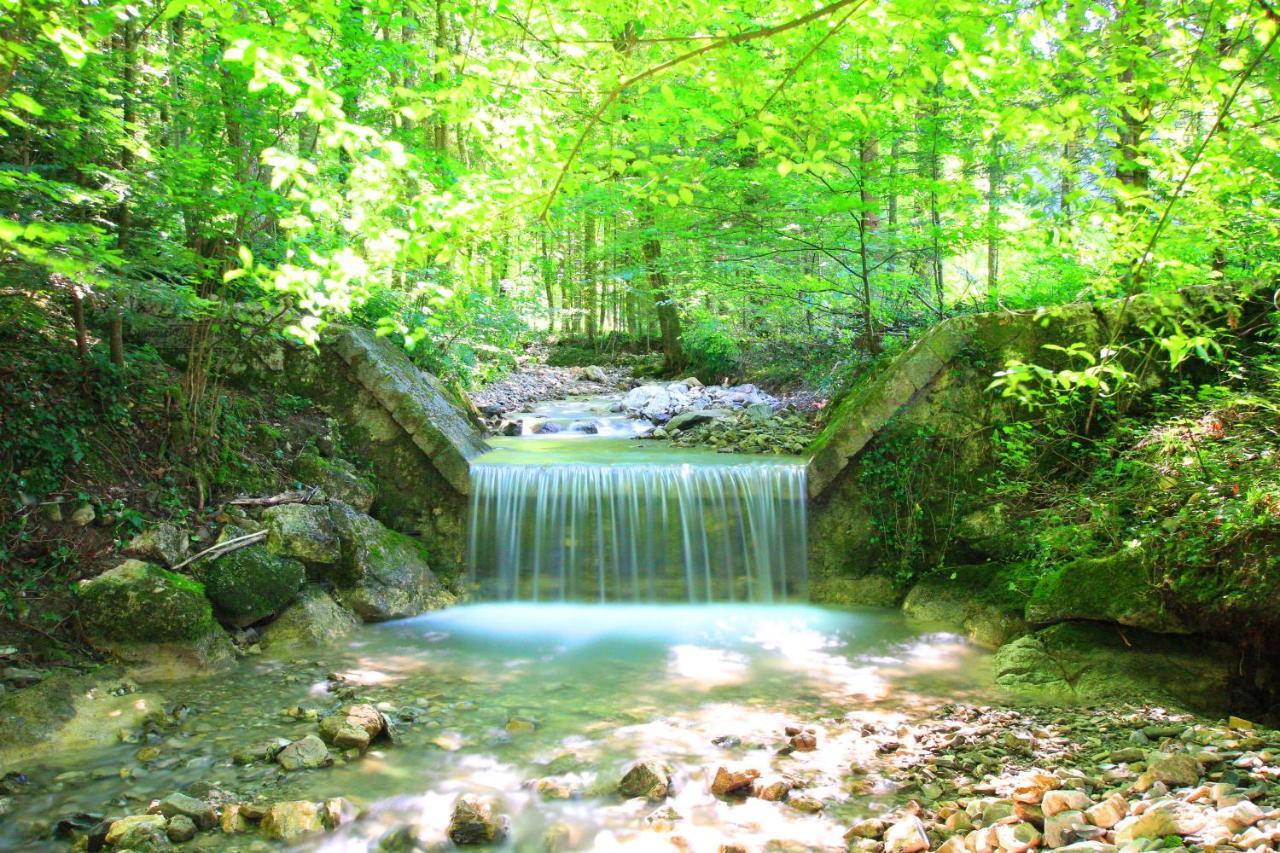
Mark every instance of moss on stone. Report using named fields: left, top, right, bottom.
left=76, top=560, right=217, bottom=644
left=1026, top=549, right=1189, bottom=634
left=197, top=544, right=305, bottom=627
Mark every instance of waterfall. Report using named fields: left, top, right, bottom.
left=468, top=460, right=807, bottom=602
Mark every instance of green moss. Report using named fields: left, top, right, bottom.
left=76, top=560, right=217, bottom=644
left=196, top=546, right=305, bottom=627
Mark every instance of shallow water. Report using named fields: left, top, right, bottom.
left=3, top=604, right=992, bottom=850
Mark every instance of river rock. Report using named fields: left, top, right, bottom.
left=104, top=814, right=171, bottom=850
left=260, top=586, right=359, bottom=652
left=709, top=766, right=759, bottom=796
left=71, top=503, right=96, bottom=526
left=447, top=795, right=507, bottom=845
left=276, top=735, right=332, bottom=770
left=165, top=815, right=197, bottom=843
left=1044, top=810, right=1087, bottom=848
left=157, top=792, right=215, bottom=830
left=667, top=409, right=727, bottom=432
left=884, top=816, right=929, bottom=853
left=618, top=760, right=671, bottom=800
left=319, top=704, right=385, bottom=750
left=197, top=528, right=305, bottom=627
left=752, top=776, right=791, bottom=801
left=1043, top=790, right=1092, bottom=816
left=293, top=451, right=375, bottom=512
left=1025, top=550, right=1189, bottom=634
left=261, top=801, right=324, bottom=841
left=1146, top=752, right=1202, bottom=786
left=329, top=502, right=454, bottom=621
left=75, top=560, right=233, bottom=670
left=1083, top=793, right=1129, bottom=828
left=123, top=524, right=189, bottom=568
left=1113, top=809, right=1179, bottom=843
left=264, top=503, right=340, bottom=565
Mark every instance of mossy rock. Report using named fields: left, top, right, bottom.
left=293, top=451, right=375, bottom=512
left=197, top=531, right=305, bottom=627
left=329, top=502, right=455, bottom=621
left=994, top=622, right=1233, bottom=711
left=260, top=585, right=359, bottom=654
left=807, top=574, right=901, bottom=608
left=901, top=566, right=1029, bottom=649
left=1026, top=549, right=1189, bottom=634
left=75, top=560, right=233, bottom=670
left=264, top=503, right=340, bottom=566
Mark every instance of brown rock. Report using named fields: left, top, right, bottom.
left=710, top=766, right=760, bottom=796
left=752, top=776, right=791, bottom=802
left=789, top=731, right=818, bottom=752
left=261, top=801, right=324, bottom=841
left=1084, top=793, right=1128, bottom=828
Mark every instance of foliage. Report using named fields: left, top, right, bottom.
left=681, top=314, right=742, bottom=383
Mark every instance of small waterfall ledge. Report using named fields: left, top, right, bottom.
left=468, top=458, right=808, bottom=602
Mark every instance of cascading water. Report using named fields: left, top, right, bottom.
left=467, top=398, right=808, bottom=602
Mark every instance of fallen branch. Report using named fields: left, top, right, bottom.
left=226, top=487, right=322, bottom=508
left=171, top=529, right=267, bottom=572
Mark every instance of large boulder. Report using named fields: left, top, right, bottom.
left=329, top=502, right=454, bottom=621
left=1025, top=549, right=1189, bottom=634
left=260, top=586, right=359, bottom=653
left=994, top=622, right=1233, bottom=710
left=901, top=567, right=1030, bottom=649
left=196, top=528, right=305, bottom=627
left=293, top=451, right=375, bottom=512
left=264, top=503, right=341, bottom=565
left=76, top=560, right=233, bottom=670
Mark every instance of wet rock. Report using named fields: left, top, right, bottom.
left=329, top=502, right=454, bottom=621
left=104, top=814, right=171, bottom=850
left=75, top=560, right=233, bottom=670
left=322, top=797, right=358, bottom=829
left=165, top=815, right=197, bottom=843
left=264, top=503, right=340, bottom=565
left=197, top=528, right=305, bottom=628
left=293, top=451, right=376, bottom=512
left=261, top=801, right=324, bottom=841
left=1025, top=550, right=1189, bottom=634
left=618, top=760, right=671, bottom=800
left=884, top=816, right=930, bottom=853
left=447, top=795, right=507, bottom=845
left=846, top=818, right=887, bottom=840
left=157, top=793, right=215, bottom=831
left=275, top=734, right=332, bottom=771
left=995, top=820, right=1042, bottom=852
left=752, top=776, right=791, bottom=801
left=219, top=805, right=250, bottom=834
left=789, top=730, right=818, bottom=751
left=645, top=805, right=681, bottom=829
left=319, top=703, right=385, bottom=750
left=259, top=586, right=358, bottom=652
left=123, top=524, right=190, bottom=568
left=709, top=766, right=759, bottom=796
left=788, top=795, right=823, bottom=813
left=534, top=420, right=561, bottom=434
left=667, top=409, right=726, bottom=432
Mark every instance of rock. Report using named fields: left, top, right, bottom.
left=709, top=766, right=759, bottom=796
left=534, top=420, right=561, bottom=434
left=0, top=667, right=43, bottom=687
left=123, top=524, right=190, bottom=568
left=447, top=795, right=507, bottom=845
left=884, top=816, right=930, bottom=853
left=618, top=760, right=671, bottom=800
left=157, top=793, right=215, bottom=831
left=744, top=402, right=774, bottom=422
left=196, top=529, right=305, bottom=627
left=329, top=502, right=454, bottom=621
left=71, top=504, right=96, bottom=526
left=260, top=801, right=324, bottom=841
left=293, top=451, right=375, bottom=512
left=219, top=804, right=250, bottom=834
left=789, top=731, right=817, bottom=751
left=1043, top=790, right=1092, bottom=816
left=105, top=814, right=171, bottom=850
left=75, top=560, right=233, bottom=670
left=1146, top=752, right=1201, bottom=786
left=845, top=818, right=887, bottom=840
left=582, top=366, right=609, bottom=383
left=322, top=797, right=358, bottom=829
left=1113, top=809, right=1179, bottom=843
left=570, top=421, right=599, bottom=434
left=1083, top=793, right=1128, bottom=828
left=276, top=735, right=332, bottom=771
left=1044, top=810, right=1087, bottom=848
left=1025, top=550, right=1188, bottom=634
left=667, top=409, right=726, bottom=432
left=996, top=821, right=1042, bottom=852
left=788, top=795, right=823, bottom=813
left=165, top=815, right=197, bottom=843
left=263, top=503, right=340, bottom=565
left=318, top=704, right=385, bottom=750
left=752, top=776, right=790, bottom=801
left=260, top=586, right=359, bottom=652
left=993, top=622, right=1232, bottom=710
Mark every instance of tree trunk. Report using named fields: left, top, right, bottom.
left=583, top=216, right=597, bottom=344
left=858, top=136, right=881, bottom=354
left=642, top=234, right=682, bottom=373
left=986, top=135, right=1003, bottom=306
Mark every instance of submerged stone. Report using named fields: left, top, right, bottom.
left=447, top=795, right=507, bottom=845
left=617, top=760, right=671, bottom=800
